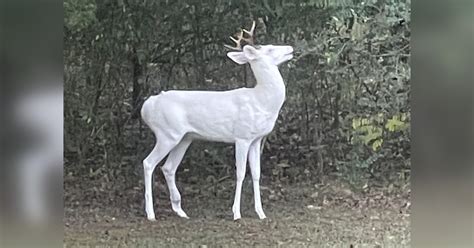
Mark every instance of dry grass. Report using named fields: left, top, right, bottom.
left=65, top=179, right=410, bottom=247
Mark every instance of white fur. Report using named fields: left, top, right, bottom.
left=141, top=44, right=293, bottom=221
left=15, top=88, right=63, bottom=223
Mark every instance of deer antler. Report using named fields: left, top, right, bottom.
left=224, top=30, right=244, bottom=50
left=242, top=20, right=255, bottom=39
left=224, top=21, right=256, bottom=50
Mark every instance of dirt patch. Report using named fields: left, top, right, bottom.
left=65, top=178, right=410, bottom=247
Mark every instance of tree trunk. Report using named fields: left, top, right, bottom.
left=131, top=47, right=142, bottom=119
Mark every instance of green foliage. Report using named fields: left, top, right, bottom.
left=64, top=0, right=411, bottom=187
left=351, top=112, right=409, bottom=152
left=64, top=0, right=96, bottom=32
left=385, top=113, right=409, bottom=132
left=351, top=115, right=384, bottom=151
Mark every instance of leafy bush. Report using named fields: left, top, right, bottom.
left=64, top=0, right=410, bottom=187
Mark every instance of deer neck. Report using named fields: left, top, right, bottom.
left=249, top=62, right=286, bottom=109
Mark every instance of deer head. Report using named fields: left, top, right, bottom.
left=226, top=21, right=294, bottom=66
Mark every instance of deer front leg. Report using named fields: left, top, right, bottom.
left=232, top=140, right=251, bottom=220
left=248, top=137, right=266, bottom=219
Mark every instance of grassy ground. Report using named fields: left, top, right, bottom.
left=64, top=177, right=410, bottom=247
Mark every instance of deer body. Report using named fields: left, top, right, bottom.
left=142, top=73, right=285, bottom=143
left=141, top=22, right=293, bottom=221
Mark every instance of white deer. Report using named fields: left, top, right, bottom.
left=141, top=21, right=293, bottom=221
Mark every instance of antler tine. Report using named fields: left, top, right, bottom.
left=242, top=21, right=256, bottom=45
left=225, top=30, right=244, bottom=50
left=225, top=21, right=256, bottom=50
left=242, top=21, right=256, bottom=36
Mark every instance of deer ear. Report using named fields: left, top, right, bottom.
left=242, top=45, right=259, bottom=61
left=227, top=52, right=248, bottom=65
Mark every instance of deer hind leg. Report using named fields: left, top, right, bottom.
left=232, top=139, right=251, bottom=220
left=143, top=132, right=181, bottom=221
left=161, top=136, right=192, bottom=219
left=248, top=137, right=266, bottom=219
